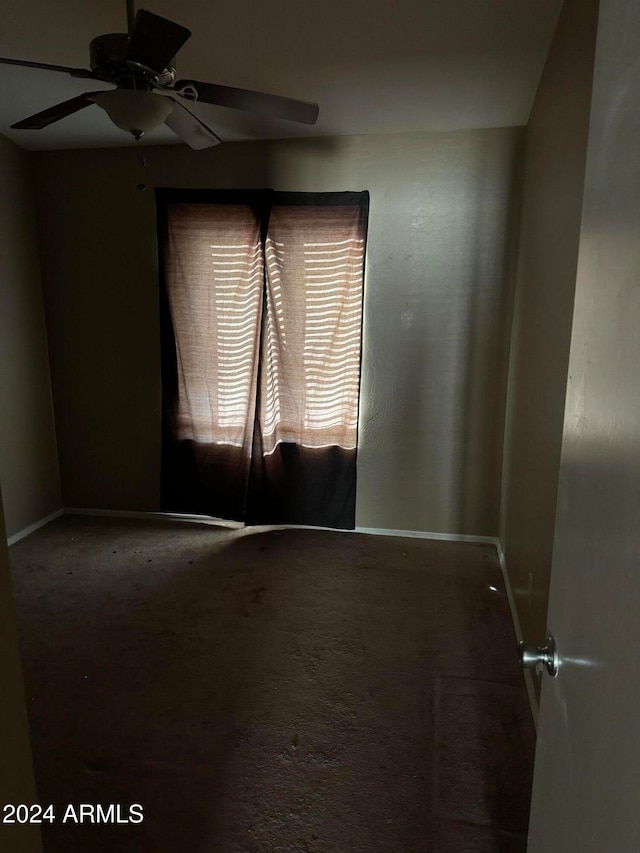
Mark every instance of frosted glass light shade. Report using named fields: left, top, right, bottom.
left=93, top=90, right=174, bottom=136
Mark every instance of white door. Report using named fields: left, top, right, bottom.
left=527, top=0, right=640, bottom=850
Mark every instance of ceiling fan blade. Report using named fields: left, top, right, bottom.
left=126, top=10, right=191, bottom=73
left=11, top=93, right=99, bottom=130
left=165, top=98, right=221, bottom=149
left=174, top=79, right=319, bottom=125
left=0, top=56, right=94, bottom=78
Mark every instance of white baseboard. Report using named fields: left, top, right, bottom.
left=64, top=508, right=498, bottom=546
left=7, top=509, right=64, bottom=547
left=64, top=507, right=243, bottom=529
left=356, top=526, right=498, bottom=546
left=496, top=540, right=539, bottom=729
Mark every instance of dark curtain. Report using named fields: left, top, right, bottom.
left=157, top=188, right=369, bottom=529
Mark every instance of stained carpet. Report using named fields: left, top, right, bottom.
left=9, top=515, right=535, bottom=852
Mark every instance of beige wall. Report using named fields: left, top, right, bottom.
left=0, top=134, right=61, bottom=538
left=34, top=127, right=522, bottom=535
left=0, top=485, right=42, bottom=852
left=500, top=0, right=599, bottom=673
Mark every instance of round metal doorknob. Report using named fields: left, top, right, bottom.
left=518, top=635, right=559, bottom=677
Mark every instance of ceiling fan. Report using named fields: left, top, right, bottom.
left=0, top=0, right=319, bottom=149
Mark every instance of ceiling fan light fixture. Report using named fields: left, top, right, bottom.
left=1, top=0, right=319, bottom=147
left=93, top=90, right=173, bottom=139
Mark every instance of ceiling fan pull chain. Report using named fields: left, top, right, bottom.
left=137, top=153, right=147, bottom=191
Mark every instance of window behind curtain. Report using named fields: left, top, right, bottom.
left=164, top=203, right=263, bottom=453
left=158, top=189, right=369, bottom=528
left=258, top=202, right=365, bottom=455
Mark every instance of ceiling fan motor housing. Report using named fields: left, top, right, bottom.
left=89, top=34, right=175, bottom=86
left=90, top=34, right=130, bottom=73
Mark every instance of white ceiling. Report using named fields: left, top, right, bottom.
left=0, top=0, right=563, bottom=150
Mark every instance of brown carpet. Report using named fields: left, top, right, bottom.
left=9, top=516, right=535, bottom=853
